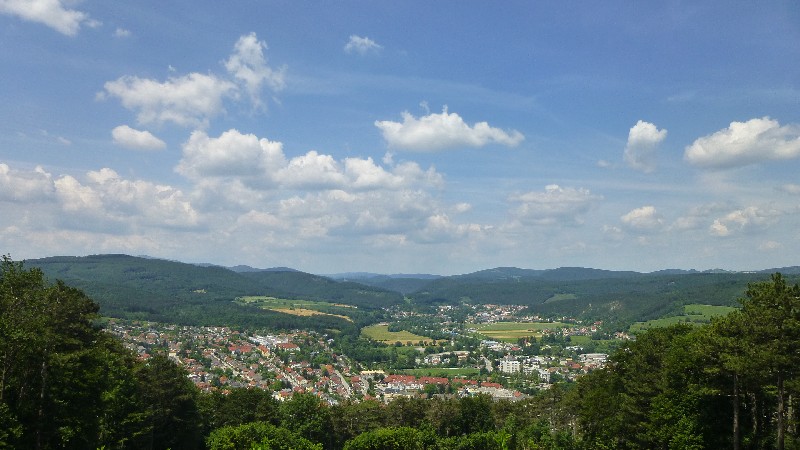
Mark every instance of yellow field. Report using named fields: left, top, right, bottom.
left=272, top=307, right=352, bottom=322
left=236, top=296, right=354, bottom=322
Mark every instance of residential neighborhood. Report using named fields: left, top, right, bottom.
left=106, top=307, right=611, bottom=404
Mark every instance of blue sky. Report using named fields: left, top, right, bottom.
left=1, top=1, right=799, bottom=274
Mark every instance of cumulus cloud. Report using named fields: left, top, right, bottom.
left=177, top=129, right=286, bottom=181
left=0, top=164, right=198, bottom=233
left=102, top=73, right=236, bottom=128
left=670, top=203, right=727, bottom=232
left=509, top=184, right=601, bottom=226
left=112, top=125, right=166, bottom=151
left=0, top=164, right=55, bottom=202
left=709, top=206, right=780, bottom=237
left=624, top=120, right=667, bottom=172
left=344, top=35, right=383, bottom=55
left=224, top=32, right=286, bottom=109
left=0, top=0, right=95, bottom=36
left=620, top=205, right=664, bottom=231
left=684, top=117, right=800, bottom=168
left=176, top=128, right=444, bottom=192
left=375, top=106, right=524, bottom=151
left=101, top=33, right=284, bottom=128
left=114, top=27, right=131, bottom=38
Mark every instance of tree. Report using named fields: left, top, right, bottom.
left=342, top=427, right=436, bottom=450
left=280, top=393, right=332, bottom=447
left=330, top=400, right=386, bottom=447
left=199, top=388, right=281, bottom=433
left=135, top=353, right=202, bottom=450
left=206, top=421, right=322, bottom=450
left=738, top=273, right=800, bottom=450
left=0, top=257, right=125, bottom=449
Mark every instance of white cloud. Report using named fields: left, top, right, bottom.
left=176, top=129, right=286, bottom=182
left=684, top=117, right=800, bottom=169
left=510, top=184, right=601, bottom=226
left=709, top=206, right=780, bottom=237
left=0, top=0, right=93, bottom=36
left=114, top=27, right=131, bottom=38
left=177, top=128, right=444, bottom=193
left=224, top=32, right=286, bottom=109
left=112, top=125, right=166, bottom=151
left=344, top=35, right=383, bottom=55
left=670, top=203, right=728, bottom=232
left=620, top=205, right=664, bottom=231
left=623, top=120, right=667, bottom=173
left=375, top=106, right=524, bottom=151
left=279, top=151, right=347, bottom=190
left=0, top=164, right=55, bottom=202
left=102, top=73, right=237, bottom=128
left=102, top=33, right=286, bottom=128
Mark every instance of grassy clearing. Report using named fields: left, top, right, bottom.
left=468, top=321, right=572, bottom=342
left=544, top=293, right=578, bottom=303
left=237, top=296, right=353, bottom=322
left=361, top=324, right=435, bottom=344
left=630, top=303, right=738, bottom=333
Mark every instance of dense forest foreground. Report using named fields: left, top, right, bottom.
left=2, top=256, right=800, bottom=449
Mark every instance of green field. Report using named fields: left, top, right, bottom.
left=544, top=293, right=578, bottom=303
left=468, top=321, right=572, bottom=342
left=361, top=324, right=435, bottom=344
left=630, top=303, right=738, bottom=333
left=237, top=296, right=354, bottom=321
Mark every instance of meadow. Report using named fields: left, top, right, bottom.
left=629, top=303, right=738, bottom=333
left=467, top=321, right=573, bottom=342
left=360, top=324, right=435, bottom=344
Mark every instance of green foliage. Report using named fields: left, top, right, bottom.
left=134, top=353, right=203, bottom=449
left=199, top=388, right=281, bottom=434
left=280, top=393, right=333, bottom=447
left=0, top=256, right=142, bottom=449
left=572, top=273, right=800, bottom=450
left=342, top=427, right=436, bottom=450
left=206, top=421, right=322, bottom=450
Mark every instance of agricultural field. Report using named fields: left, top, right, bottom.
left=629, top=303, right=738, bottom=333
left=361, top=324, right=435, bottom=344
left=468, top=321, right=573, bottom=342
left=236, top=296, right=353, bottom=322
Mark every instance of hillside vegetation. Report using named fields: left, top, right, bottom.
left=24, top=254, right=800, bottom=331
left=26, top=255, right=400, bottom=333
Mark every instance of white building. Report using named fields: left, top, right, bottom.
left=499, top=357, right=520, bottom=374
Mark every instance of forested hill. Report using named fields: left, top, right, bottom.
left=23, top=254, right=800, bottom=330
left=407, top=267, right=800, bottom=327
left=25, top=254, right=402, bottom=331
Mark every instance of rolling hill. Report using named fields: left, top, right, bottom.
left=22, top=254, right=800, bottom=331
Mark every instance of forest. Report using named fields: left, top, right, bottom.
left=3, top=256, right=800, bottom=449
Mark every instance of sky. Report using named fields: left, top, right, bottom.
left=1, top=1, right=799, bottom=275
